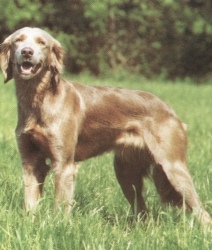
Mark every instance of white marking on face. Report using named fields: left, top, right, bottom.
left=12, top=28, right=50, bottom=79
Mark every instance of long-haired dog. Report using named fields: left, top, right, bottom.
left=0, top=27, right=211, bottom=225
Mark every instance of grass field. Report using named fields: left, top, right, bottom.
left=0, top=73, right=212, bottom=249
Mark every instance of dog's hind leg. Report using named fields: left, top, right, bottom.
left=114, top=147, right=151, bottom=218
left=153, top=161, right=211, bottom=225
left=146, top=119, right=212, bottom=225
left=153, top=164, right=185, bottom=208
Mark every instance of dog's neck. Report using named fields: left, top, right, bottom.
left=14, top=70, right=58, bottom=109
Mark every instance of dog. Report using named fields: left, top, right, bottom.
left=0, top=27, right=211, bottom=225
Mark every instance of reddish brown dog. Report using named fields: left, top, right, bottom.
left=0, top=27, right=211, bottom=225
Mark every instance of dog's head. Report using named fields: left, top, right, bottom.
left=0, top=27, right=64, bottom=83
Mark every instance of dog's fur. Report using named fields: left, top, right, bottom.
left=0, top=27, right=211, bottom=225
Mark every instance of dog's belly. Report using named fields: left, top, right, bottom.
left=74, top=136, right=115, bottom=161
left=74, top=125, right=145, bottom=162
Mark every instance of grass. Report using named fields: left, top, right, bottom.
left=0, top=73, right=212, bottom=249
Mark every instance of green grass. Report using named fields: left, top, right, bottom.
left=1, top=73, right=212, bottom=249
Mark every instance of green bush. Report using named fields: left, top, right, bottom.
left=0, top=0, right=212, bottom=81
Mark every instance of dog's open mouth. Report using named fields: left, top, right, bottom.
left=19, top=62, right=42, bottom=75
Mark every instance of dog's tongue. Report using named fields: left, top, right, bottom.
left=21, top=62, right=33, bottom=74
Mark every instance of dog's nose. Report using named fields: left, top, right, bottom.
left=21, top=47, right=34, bottom=58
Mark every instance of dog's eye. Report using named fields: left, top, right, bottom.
left=38, top=40, right=46, bottom=45
left=15, top=38, right=23, bottom=43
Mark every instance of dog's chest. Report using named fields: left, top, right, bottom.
left=23, top=123, right=49, bottom=151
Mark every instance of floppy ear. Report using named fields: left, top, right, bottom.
left=0, top=35, right=13, bottom=83
left=50, top=40, right=64, bottom=84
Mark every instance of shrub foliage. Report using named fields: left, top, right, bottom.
left=0, top=0, right=212, bottom=80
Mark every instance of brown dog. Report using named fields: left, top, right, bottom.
left=0, top=27, right=211, bottom=225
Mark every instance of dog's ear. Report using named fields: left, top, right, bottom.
left=50, top=40, right=64, bottom=84
left=0, top=35, right=13, bottom=83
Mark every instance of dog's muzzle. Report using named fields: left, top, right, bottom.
left=16, top=47, right=42, bottom=78
left=18, top=61, right=42, bottom=76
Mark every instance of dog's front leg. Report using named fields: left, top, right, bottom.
left=23, top=159, right=50, bottom=211
left=17, top=134, right=50, bottom=212
left=53, top=161, right=78, bottom=212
